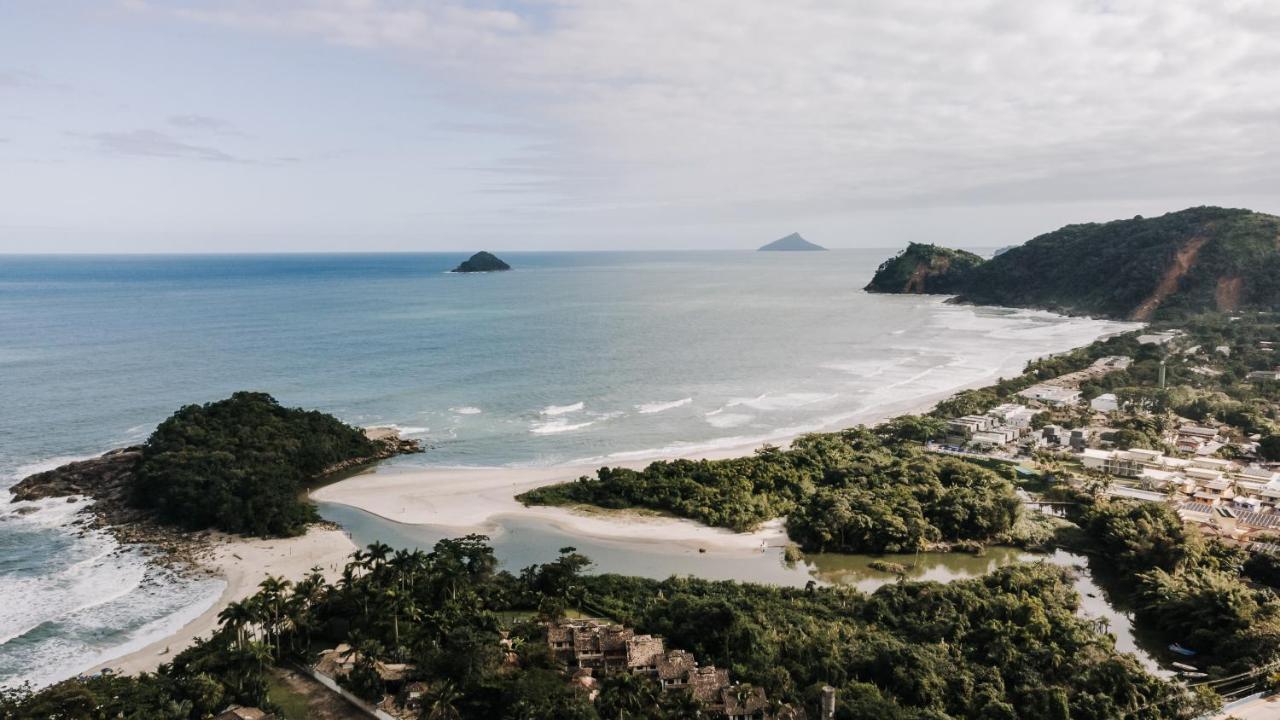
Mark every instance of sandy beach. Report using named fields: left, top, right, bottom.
left=309, top=370, right=1030, bottom=553
left=108, top=527, right=355, bottom=677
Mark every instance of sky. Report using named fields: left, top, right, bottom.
left=2, top=0, right=1280, bottom=253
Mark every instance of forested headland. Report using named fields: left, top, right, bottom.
left=864, top=206, right=1280, bottom=320
left=11, top=391, right=417, bottom=538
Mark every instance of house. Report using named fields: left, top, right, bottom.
left=657, top=650, right=697, bottom=690
left=973, top=427, right=1019, bottom=447
left=987, top=403, right=1037, bottom=428
left=720, top=685, right=769, bottom=720
left=688, top=666, right=731, bottom=705
left=947, top=415, right=996, bottom=438
left=1042, top=425, right=1067, bottom=446
left=1069, top=428, right=1091, bottom=451
left=1246, top=370, right=1280, bottom=382
left=1137, top=331, right=1178, bottom=346
left=1090, top=393, right=1119, bottom=412
left=1018, top=384, right=1081, bottom=407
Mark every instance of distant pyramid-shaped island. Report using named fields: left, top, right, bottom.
left=452, top=251, right=511, bottom=273
left=758, top=232, right=826, bottom=251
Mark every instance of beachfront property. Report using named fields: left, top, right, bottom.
left=1080, top=447, right=1280, bottom=522
left=546, top=619, right=810, bottom=719
left=1017, top=384, right=1082, bottom=407
left=944, top=404, right=1038, bottom=450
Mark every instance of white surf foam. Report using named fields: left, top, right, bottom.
left=714, top=392, right=838, bottom=413
left=635, top=397, right=692, bottom=414
left=450, top=406, right=482, bottom=415
left=531, top=418, right=596, bottom=435
left=367, top=424, right=429, bottom=437
left=541, top=401, right=585, bottom=416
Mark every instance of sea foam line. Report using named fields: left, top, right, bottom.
left=635, top=397, right=692, bottom=414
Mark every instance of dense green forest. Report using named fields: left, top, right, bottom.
left=1, top=536, right=1215, bottom=720
left=1065, top=495, right=1280, bottom=677
left=519, top=424, right=1022, bottom=553
left=133, top=392, right=378, bottom=536
left=865, top=207, right=1280, bottom=320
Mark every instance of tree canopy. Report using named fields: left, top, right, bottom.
left=132, top=391, right=377, bottom=536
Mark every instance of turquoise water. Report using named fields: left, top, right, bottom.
left=0, top=251, right=1137, bottom=687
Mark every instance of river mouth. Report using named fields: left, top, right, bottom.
left=316, top=501, right=1173, bottom=677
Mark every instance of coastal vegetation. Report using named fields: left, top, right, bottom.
left=132, top=392, right=380, bottom=537
left=1066, top=495, right=1280, bottom=676
left=865, top=206, right=1280, bottom=320
left=519, top=425, right=1022, bottom=553
left=0, top=536, right=1214, bottom=720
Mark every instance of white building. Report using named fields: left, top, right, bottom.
left=987, top=403, right=1038, bottom=428
left=1090, top=393, right=1119, bottom=412
left=1017, top=384, right=1081, bottom=407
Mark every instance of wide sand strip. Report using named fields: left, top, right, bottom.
left=308, top=375, right=1013, bottom=554
left=110, top=527, right=355, bottom=677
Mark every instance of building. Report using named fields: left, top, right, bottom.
left=1018, top=384, right=1082, bottom=407
left=547, top=620, right=664, bottom=673
left=1246, top=370, right=1280, bottom=382
left=988, top=403, right=1038, bottom=428
left=973, top=427, right=1019, bottom=447
left=947, top=414, right=996, bottom=439
left=1137, top=331, right=1178, bottom=346
left=1069, top=428, right=1091, bottom=451
left=1090, top=393, right=1119, bottom=412
left=546, top=620, right=807, bottom=719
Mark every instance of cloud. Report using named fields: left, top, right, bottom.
left=147, top=1, right=1280, bottom=220
left=167, top=114, right=243, bottom=135
left=87, top=129, right=239, bottom=162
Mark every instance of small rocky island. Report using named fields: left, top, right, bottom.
left=759, top=232, right=826, bottom=251
left=10, top=392, right=423, bottom=547
left=452, top=250, right=511, bottom=272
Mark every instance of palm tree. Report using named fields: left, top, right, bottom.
left=217, top=599, right=255, bottom=650
left=367, top=541, right=393, bottom=569
left=422, top=680, right=463, bottom=720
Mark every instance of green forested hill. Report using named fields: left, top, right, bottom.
left=865, top=207, right=1280, bottom=320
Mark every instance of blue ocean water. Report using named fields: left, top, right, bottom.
left=0, top=251, right=1137, bottom=687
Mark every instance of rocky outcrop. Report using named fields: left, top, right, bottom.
left=864, top=243, right=984, bottom=295
left=10, top=446, right=143, bottom=504
left=452, top=251, right=511, bottom=273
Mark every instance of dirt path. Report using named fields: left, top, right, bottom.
left=1131, top=236, right=1207, bottom=320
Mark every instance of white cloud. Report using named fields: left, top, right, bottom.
left=156, top=0, right=1280, bottom=224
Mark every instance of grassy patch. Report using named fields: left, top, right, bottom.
left=266, top=671, right=311, bottom=720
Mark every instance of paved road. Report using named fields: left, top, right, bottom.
left=1209, top=693, right=1279, bottom=720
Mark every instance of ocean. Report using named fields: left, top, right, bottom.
left=0, top=250, right=1137, bottom=687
